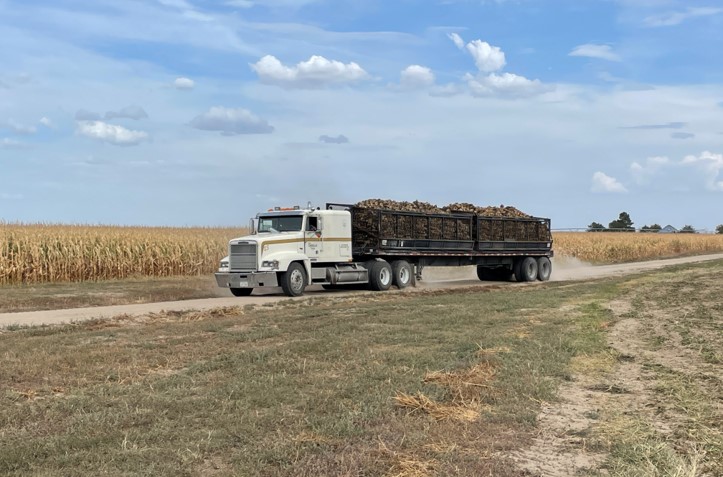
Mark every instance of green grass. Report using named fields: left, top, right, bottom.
left=2, top=262, right=721, bottom=476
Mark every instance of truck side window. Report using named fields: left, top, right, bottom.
left=307, top=217, right=318, bottom=231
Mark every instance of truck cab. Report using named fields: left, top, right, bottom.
left=215, top=206, right=360, bottom=297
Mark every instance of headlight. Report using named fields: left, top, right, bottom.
left=262, top=260, right=279, bottom=269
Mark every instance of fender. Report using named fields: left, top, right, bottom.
left=263, top=251, right=312, bottom=284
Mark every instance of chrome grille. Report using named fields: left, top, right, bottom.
left=229, top=242, right=257, bottom=271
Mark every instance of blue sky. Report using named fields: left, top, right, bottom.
left=1, top=0, right=722, bottom=230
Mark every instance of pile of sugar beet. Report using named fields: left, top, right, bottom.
left=355, top=199, right=531, bottom=219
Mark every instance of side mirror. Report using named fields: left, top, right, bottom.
left=249, top=218, right=257, bottom=235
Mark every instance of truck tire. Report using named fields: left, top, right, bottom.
left=369, top=260, right=393, bottom=291
left=391, top=260, right=412, bottom=289
left=536, top=257, right=552, bottom=281
left=519, top=257, right=538, bottom=282
left=230, top=288, right=253, bottom=297
left=279, top=262, right=307, bottom=297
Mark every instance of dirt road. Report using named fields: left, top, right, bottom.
left=2, top=253, right=722, bottom=328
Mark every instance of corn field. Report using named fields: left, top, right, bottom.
left=0, top=223, right=243, bottom=285
left=553, top=232, right=723, bottom=264
left=2, top=224, right=723, bottom=285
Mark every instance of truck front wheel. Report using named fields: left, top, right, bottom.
left=280, top=262, right=307, bottom=297
left=391, top=260, right=412, bottom=289
left=369, top=260, right=393, bottom=291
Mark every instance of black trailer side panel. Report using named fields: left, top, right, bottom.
left=326, top=203, right=552, bottom=256
left=476, top=217, right=552, bottom=251
left=327, top=203, right=474, bottom=252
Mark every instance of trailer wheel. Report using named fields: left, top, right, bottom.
left=391, top=260, right=412, bottom=289
left=279, top=262, right=307, bottom=297
left=519, top=257, right=538, bottom=282
left=536, top=257, right=552, bottom=281
left=230, top=288, right=253, bottom=297
left=369, top=260, right=393, bottom=291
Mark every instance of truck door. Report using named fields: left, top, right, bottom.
left=305, top=215, right=323, bottom=261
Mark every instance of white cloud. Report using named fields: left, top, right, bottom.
left=174, top=77, right=195, bottom=90
left=319, top=134, right=349, bottom=144
left=189, top=106, right=274, bottom=135
left=448, top=36, right=550, bottom=98
left=105, top=105, right=149, bottom=120
left=631, top=152, right=723, bottom=191
left=466, top=72, right=551, bottom=98
left=0, top=193, right=24, bottom=200
left=250, top=55, right=369, bottom=89
left=400, top=65, right=435, bottom=89
left=569, top=44, right=621, bottom=62
left=76, top=120, right=150, bottom=146
left=630, top=156, right=669, bottom=185
left=39, top=117, right=53, bottom=128
left=591, top=172, right=628, bottom=193
left=448, top=32, right=465, bottom=50
left=644, top=7, right=723, bottom=27
left=466, top=40, right=506, bottom=73
left=682, top=151, right=723, bottom=191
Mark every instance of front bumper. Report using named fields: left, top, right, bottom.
left=215, top=271, right=279, bottom=289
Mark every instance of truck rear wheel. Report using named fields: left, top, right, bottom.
left=391, top=260, right=412, bottom=289
left=519, top=257, right=538, bottom=282
left=230, top=288, right=253, bottom=297
left=369, top=260, right=392, bottom=291
left=280, top=262, right=307, bottom=297
left=537, top=257, right=552, bottom=281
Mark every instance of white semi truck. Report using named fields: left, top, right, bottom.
left=215, top=203, right=553, bottom=297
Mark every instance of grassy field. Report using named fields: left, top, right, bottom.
left=2, top=261, right=720, bottom=476
left=2, top=223, right=723, bottom=286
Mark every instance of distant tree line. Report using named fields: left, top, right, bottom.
left=587, top=212, right=716, bottom=233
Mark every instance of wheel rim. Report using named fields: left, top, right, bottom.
left=399, top=267, right=410, bottom=284
left=380, top=267, right=391, bottom=286
left=290, top=269, right=304, bottom=292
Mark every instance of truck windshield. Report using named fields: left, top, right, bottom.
left=257, top=215, right=303, bottom=233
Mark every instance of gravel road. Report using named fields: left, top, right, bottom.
left=2, top=253, right=722, bottom=328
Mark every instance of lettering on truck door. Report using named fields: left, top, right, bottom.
left=305, top=215, right=323, bottom=261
